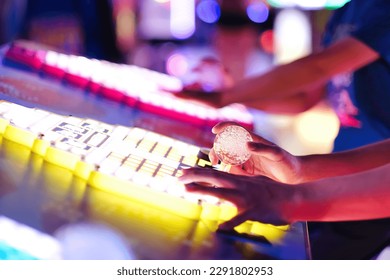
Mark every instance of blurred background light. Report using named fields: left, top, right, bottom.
left=293, top=104, right=340, bottom=153
left=138, top=0, right=172, bottom=40
left=170, top=0, right=196, bottom=39
left=324, top=0, right=351, bottom=9
left=196, top=0, right=221, bottom=24
left=274, top=8, right=311, bottom=64
left=115, top=6, right=136, bottom=51
left=55, top=222, right=135, bottom=260
left=246, top=1, right=270, bottom=23
left=267, top=0, right=350, bottom=9
left=259, top=29, right=274, bottom=53
left=294, top=0, right=327, bottom=9
left=166, top=52, right=189, bottom=77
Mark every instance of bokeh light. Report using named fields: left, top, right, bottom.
left=325, top=0, right=351, bottom=9
left=247, top=2, right=270, bottom=23
left=170, top=0, right=196, bottom=39
left=196, top=0, right=221, bottom=24
left=154, top=0, right=170, bottom=3
left=294, top=104, right=340, bottom=153
left=259, top=30, right=274, bottom=53
left=296, top=0, right=326, bottom=9
left=267, top=0, right=350, bottom=9
left=274, top=8, right=311, bottom=64
left=166, top=53, right=189, bottom=77
left=116, top=7, right=135, bottom=45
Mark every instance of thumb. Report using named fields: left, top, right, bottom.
left=218, top=212, right=251, bottom=231
left=247, top=141, right=283, bottom=161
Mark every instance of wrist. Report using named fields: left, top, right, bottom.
left=284, top=154, right=306, bottom=184
left=286, top=180, right=335, bottom=222
left=292, top=155, right=313, bottom=184
left=282, top=185, right=307, bottom=223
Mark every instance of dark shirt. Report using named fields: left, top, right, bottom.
left=324, top=0, right=390, bottom=151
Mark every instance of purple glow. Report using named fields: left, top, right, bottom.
left=196, top=0, right=221, bottom=24
left=246, top=2, right=269, bottom=23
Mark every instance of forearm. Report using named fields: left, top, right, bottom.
left=289, top=163, right=390, bottom=222
left=221, top=55, right=328, bottom=106
left=221, top=37, right=378, bottom=109
left=296, top=139, right=390, bottom=182
left=242, top=87, right=325, bottom=114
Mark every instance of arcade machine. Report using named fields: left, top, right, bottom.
left=0, top=41, right=310, bottom=260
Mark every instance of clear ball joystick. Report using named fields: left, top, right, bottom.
left=213, top=125, right=253, bottom=166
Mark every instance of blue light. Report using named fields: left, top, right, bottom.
left=267, top=0, right=351, bottom=9
left=247, top=2, right=269, bottom=23
left=196, top=0, right=221, bottom=24
left=325, top=0, right=351, bottom=9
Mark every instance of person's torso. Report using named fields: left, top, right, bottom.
left=324, top=0, right=390, bottom=146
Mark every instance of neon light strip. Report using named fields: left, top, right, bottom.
left=4, top=42, right=254, bottom=130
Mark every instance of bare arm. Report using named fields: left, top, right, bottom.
left=292, top=163, right=390, bottom=222
left=244, top=86, right=326, bottom=114
left=220, top=36, right=379, bottom=112
left=295, top=139, right=390, bottom=183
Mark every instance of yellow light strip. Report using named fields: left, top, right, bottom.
left=3, top=125, right=37, bottom=148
